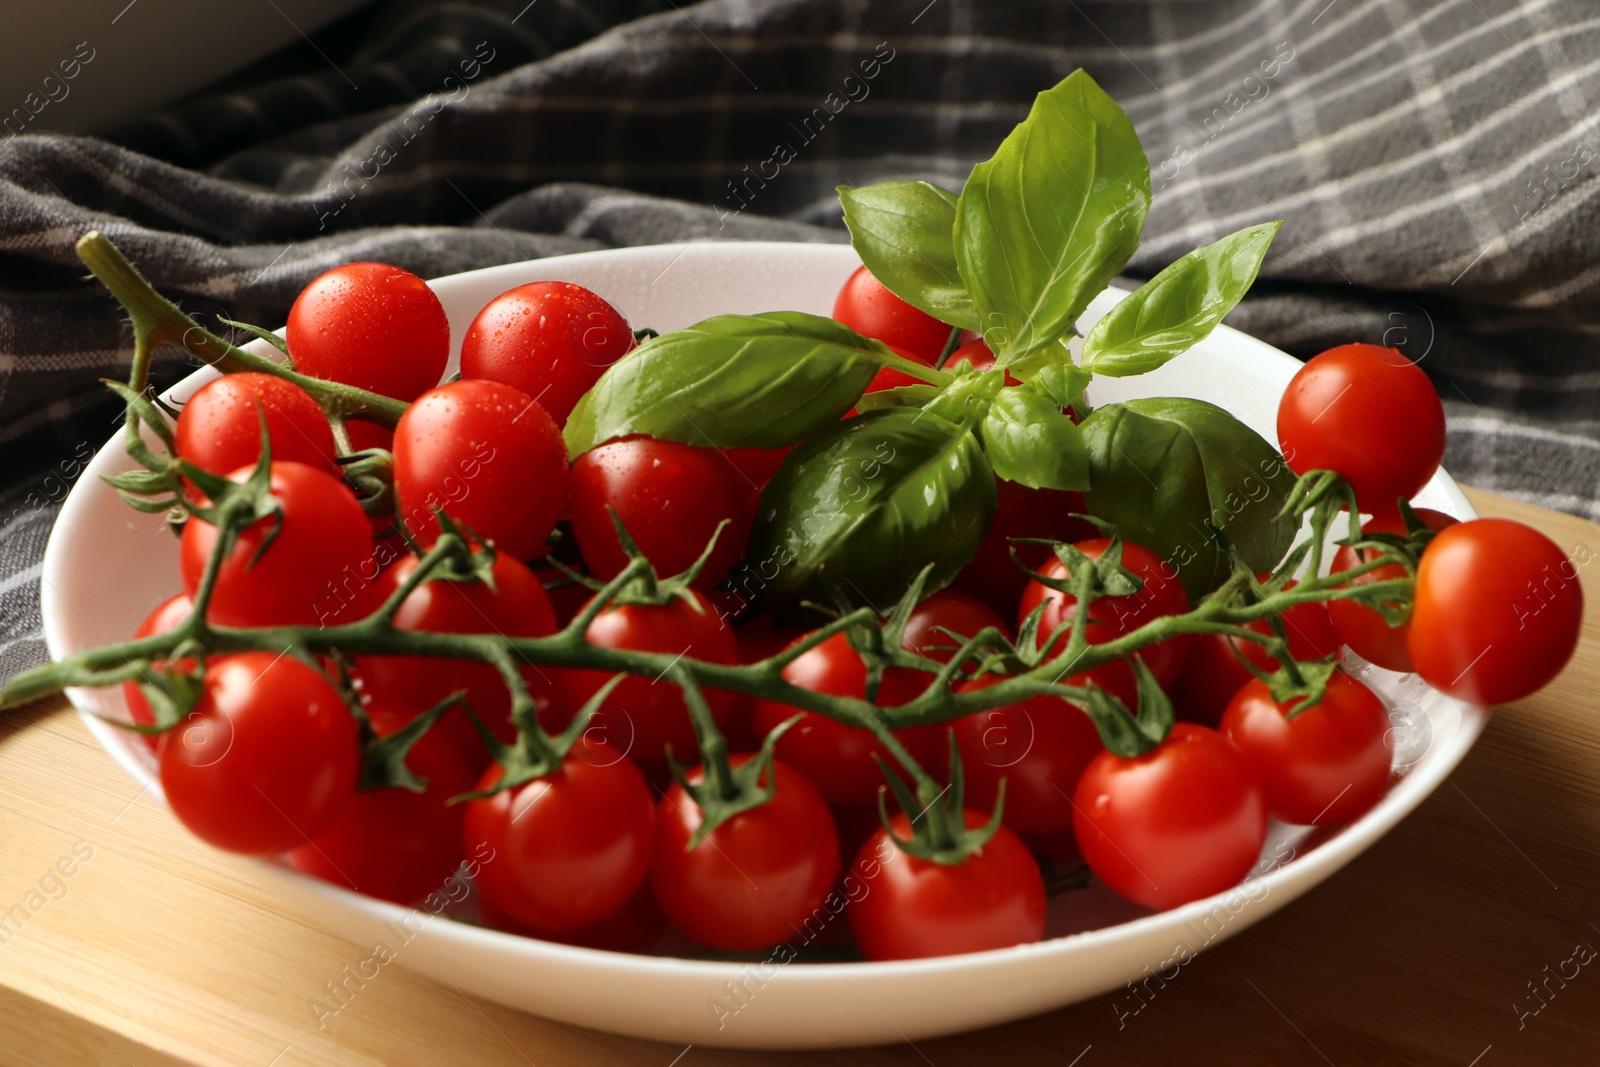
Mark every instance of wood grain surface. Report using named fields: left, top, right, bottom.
left=1, top=486, right=1596, bottom=1067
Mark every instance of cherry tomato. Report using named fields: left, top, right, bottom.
left=287, top=704, right=477, bottom=903
left=175, top=372, right=337, bottom=479
left=832, top=265, right=951, bottom=362
left=944, top=338, right=1022, bottom=386
left=157, top=652, right=358, bottom=854
left=285, top=262, right=449, bottom=402
left=954, top=678, right=1103, bottom=837
left=460, top=281, right=634, bottom=427
left=1409, top=518, right=1584, bottom=705
left=1278, top=343, right=1445, bottom=516
left=1019, top=538, right=1193, bottom=696
left=1327, top=509, right=1458, bottom=673
left=179, top=461, right=375, bottom=628
left=1176, top=577, right=1341, bottom=727
left=123, top=593, right=194, bottom=749
left=479, top=881, right=666, bottom=952
left=393, top=379, right=569, bottom=561
left=848, top=812, right=1047, bottom=961
left=569, top=436, right=751, bottom=589
left=357, top=552, right=557, bottom=760
left=716, top=446, right=789, bottom=506
left=549, top=589, right=739, bottom=762
left=952, top=478, right=1096, bottom=618
left=464, top=738, right=655, bottom=932
left=1073, top=723, right=1267, bottom=910
left=1222, top=673, right=1393, bottom=825
left=651, top=756, right=840, bottom=951
left=863, top=344, right=936, bottom=394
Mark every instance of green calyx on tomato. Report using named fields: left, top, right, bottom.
left=874, top=732, right=1007, bottom=866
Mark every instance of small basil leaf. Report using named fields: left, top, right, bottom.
left=855, top=383, right=939, bottom=413
left=744, top=409, right=997, bottom=615
left=955, top=70, right=1151, bottom=363
left=979, top=385, right=1089, bottom=491
left=564, top=312, right=889, bottom=456
left=1081, top=221, right=1282, bottom=377
left=1081, top=398, right=1296, bottom=599
left=922, top=368, right=1003, bottom=428
left=838, top=181, right=977, bottom=330
left=1028, top=363, right=1092, bottom=413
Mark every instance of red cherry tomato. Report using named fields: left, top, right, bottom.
left=175, top=372, right=337, bottom=479
left=1221, top=673, right=1393, bottom=825
left=392, top=379, right=569, bottom=561
left=356, top=552, right=557, bottom=760
left=1327, top=509, right=1458, bottom=673
left=569, top=436, right=751, bottom=589
left=1176, top=577, right=1341, bottom=727
left=287, top=704, right=478, bottom=903
left=952, top=478, right=1096, bottom=618
left=1409, top=518, right=1584, bottom=705
left=464, top=738, right=655, bottom=932
left=285, top=262, right=449, bottom=402
left=954, top=678, right=1103, bottom=837
left=123, top=593, right=194, bottom=749
left=848, top=812, right=1047, bottom=961
left=1019, top=538, right=1193, bottom=696
left=549, top=589, right=739, bottom=762
left=157, top=652, right=358, bottom=854
left=832, top=265, right=951, bottom=362
left=479, top=882, right=666, bottom=952
left=1278, top=343, right=1445, bottom=516
left=1073, top=723, right=1267, bottom=910
left=179, top=461, right=375, bottom=628
left=716, top=446, right=789, bottom=506
left=651, top=756, right=840, bottom=951
left=460, top=281, right=634, bottom=427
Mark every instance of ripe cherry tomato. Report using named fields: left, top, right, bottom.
left=479, top=882, right=666, bottom=952
left=832, top=265, right=951, bottom=363
left=569, top=436, right=751, bottom=589
left=716, top=446, right=789, bottom=507
left=651, top=756, right=840, bottom=951
left=285, top=262, right=449, bottom=402
left=1327, top=509, right=1457, bottom=673
left=392, top=379, right=569, bottom=561
left=1278, top=343, right=1445, bottom=516
left=464, top=737, right=655, bottom=932
left=179, top=461, right=375, bottom=628
left=1073, top=723, right=1267, bottom=910
left=357, top=552, right=557, bottom=760
left=287, top=704, right=478, bottom=903
left=460, top=281, right=634, bottom=427
left=157, top=652, right=358, bottom=854
left=1221, top=673, right=1393, bottom=825
left=1176, top=577, right=1341, bottom=727
left=175, top=373, right=337, bottom=479
left=848, top=812, right=1047, bottom=961
left=954, top=678, right=1103, bottom=837
left=123, top=592, right=194, bottom=749
left=952, top=479, right=1096, bottom=618
left=1409, top=518, right=1584, bottom=705
left=1019, top=538, right=1193, bottom=696
left=548, top=589, right=739, bottom=762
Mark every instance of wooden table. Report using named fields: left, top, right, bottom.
left=2, top=486, right=1596, bottom=1066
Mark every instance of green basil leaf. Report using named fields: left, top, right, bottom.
left=1028, top=363, right=1092, bottom=413
left=1081, top=398, right=1296, bottom=599
left=855, top=383, right=940, bottom=413
left=922, top=368, right=1003, bottom=428
left=744, top=408, right=997, bottom=614
left=838, top=181, right=977, bottom=330
left=978, top=384, right=1089, bottom=491
left=1081, top=221, right=1281, bottom=377
left=954, top=70, right=1150, bottom=363
left=564, top=312, right=889, bottom=456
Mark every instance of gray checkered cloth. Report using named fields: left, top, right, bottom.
left=3, top=0, right=1597, bottom=682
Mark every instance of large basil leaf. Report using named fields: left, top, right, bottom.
left=839, top=181, right=977, bottom=330
left=979, top=384, right=1089, bottom=491
left=745, top=408, right=997, bottom=614
left=1081, top=221, right=1281, bottom=377
left=564, top=312, right=891, bottom=456
left=954, top=70, right=1150, bottom=363
left=1081, top=398, right=1296, bottom=599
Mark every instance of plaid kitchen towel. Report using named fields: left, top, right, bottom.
left=2, top=0, right=1597, bottom=681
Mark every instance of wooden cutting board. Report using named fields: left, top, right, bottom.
left=2, top=486, right=1596, bottom=1067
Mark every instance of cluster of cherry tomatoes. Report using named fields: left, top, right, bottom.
left=121, top=259, right=1582, bottom=964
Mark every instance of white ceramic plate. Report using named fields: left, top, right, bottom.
left=43, top=242, right=1483, bottom=1049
